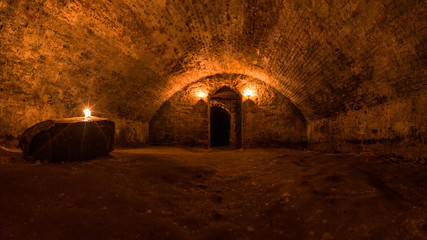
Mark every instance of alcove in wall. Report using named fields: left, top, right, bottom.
left=209, top=87, right=242, bottom=148
left=149, top=74, right=307, bottom=148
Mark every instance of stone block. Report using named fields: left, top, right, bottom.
left=19, top=117, right=115, bottom=162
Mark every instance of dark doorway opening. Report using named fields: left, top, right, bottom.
left=209, top=86, right=242, bottom=148
left=210, top=106, right=230, bottom=147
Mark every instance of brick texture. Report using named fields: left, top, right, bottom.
left=150, top=74, right=307, bottom=147
left=0, top=1, right=425, bottom=156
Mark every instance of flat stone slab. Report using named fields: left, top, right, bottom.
left=19, top=117, right=114, bottom=162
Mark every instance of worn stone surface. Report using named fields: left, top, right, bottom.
left=0, top=147, right=426, bottom=239
left=114, top=119, right=149, bottom=147
left=242, top=83, right=307, bottom=148
left=150, top=74, right=306, bottom=147
left=150, top=93, right=209, bottom=147
left=309, top=92, right=427, bottom=160
left=19, top=117, right=115, bottom=162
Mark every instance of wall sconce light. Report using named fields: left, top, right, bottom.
left=243, top=89, right=254, bottom=99
left=196, top=91, right=207, bottom=98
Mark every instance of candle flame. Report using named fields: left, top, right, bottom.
left=84, top=108, right=91, bottom=118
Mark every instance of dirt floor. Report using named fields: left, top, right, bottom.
left=0, top=147, right=426, bottom=240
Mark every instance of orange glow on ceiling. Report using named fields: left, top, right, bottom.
left=196, top=91, right=207, bottom=98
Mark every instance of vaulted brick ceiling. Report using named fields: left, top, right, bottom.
left=1, top=0, right=425, bottom=121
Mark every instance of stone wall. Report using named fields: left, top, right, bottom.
left=0, top=98, right=80, bottom=148
left=113, top=119, right=149, bottom=147
left=150, top=74, right=307, bottom=148
left=2, top=0, right=424, bottom=125
left=1, top=1, right=424, bottom=153
left=0, top=0, right=157, bottom=148
left=149, top=92, right=209, bottom=147
left=0, top=98, right=149, bottom=148
left=308, top=91, right=427, bottom=161
left=243, top=93, right=307, bottom=148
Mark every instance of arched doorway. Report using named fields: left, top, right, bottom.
left=209, top=87, right=242, bottom=148
left=210, top=106, right=230, bottom=147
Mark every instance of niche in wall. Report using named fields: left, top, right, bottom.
left=209, top=86, right=242, bottom=148
left=149, top=74, right=307, bottom=148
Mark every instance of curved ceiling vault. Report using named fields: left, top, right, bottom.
left=1, top=0, right=425, bottom=122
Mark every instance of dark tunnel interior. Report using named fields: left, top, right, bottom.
left=210, top=106, right=231, bottom=147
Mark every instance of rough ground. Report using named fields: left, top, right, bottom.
left=0, top=147, right=426, bottom=240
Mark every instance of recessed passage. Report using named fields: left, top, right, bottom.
left=210, top=106, right=230, bottom=147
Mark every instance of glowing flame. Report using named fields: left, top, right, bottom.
left=196, top=91, right=207, bottom=98
left=243, top=89, right=253, bottom=98
left=84, top=108, right=91, bottom=118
